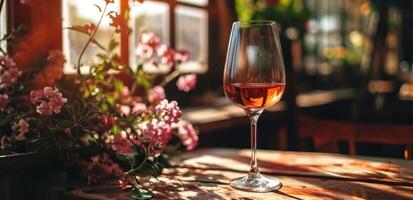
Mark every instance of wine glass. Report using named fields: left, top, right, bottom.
left=223, top=20, right=286, bottom=192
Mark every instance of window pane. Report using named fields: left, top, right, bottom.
left=177, top=0, right=208, bottom=7
left=175, top=5, right=208, bottom=73
left=129, top=0, right=169, bottom=67
left=0, top=0, right=6, bottom=51
left=62, top=0, right=120, bottom=74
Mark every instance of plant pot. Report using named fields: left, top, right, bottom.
left=0, top=152, right=36, bottom=200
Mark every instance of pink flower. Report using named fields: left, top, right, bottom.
left=136, top=44, right=154, bottom=60
left=100, top=115, right=116, bottom=132
left=141, top=120, right=173, bottom=156
left=30, top=87, right=67, bottom=115
left=147, top=86, right=165, bottom=105
left=117, top=105, right=131, bottom=116
left=111, top=131, right=134, bottom=154
left=0, top=68, right=22, bottom=89
left=0, top=56, right=21, bottom=89
left=12, top=119, right=30, bottom=141
left=176, top=74, right=197, bottom=92
left=0, top=94, right=11, bottom=112
left=174, top=50, right=191, bottom=63
left=78, top=153, right=123, bottom=184
left=0, top=56, right=16, bottom=68
left=155, top=99, right=181, bottom=124
left=132, top=102, right=147, bottom=115
left=156, top=44, right=175, bottom=67
left=178, top=123, right=198, bottom=151
left=140, top=32, right=160, bottom=47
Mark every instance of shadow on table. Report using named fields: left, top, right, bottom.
left=195, top=153, right=413, bottom=200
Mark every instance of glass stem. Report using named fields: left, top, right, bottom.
left=246, top=109, right=263, bottom=176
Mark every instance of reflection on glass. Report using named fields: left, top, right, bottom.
left=62, top=0, right=119, bottom=74
left=177, top=0, right=208, bottom=7
left=175, top=5, right=208, bottom=73
left=129, top=0, right=169, bottom=68
left=0, top=0, right=6, bottom=51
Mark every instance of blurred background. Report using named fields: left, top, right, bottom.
left=2, top=0, right=413, bottom=159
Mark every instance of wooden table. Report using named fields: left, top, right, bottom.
left=64, top=148, right=413, bottom=200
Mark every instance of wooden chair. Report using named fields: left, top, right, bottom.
left=279, top=116, right=413, bottom=160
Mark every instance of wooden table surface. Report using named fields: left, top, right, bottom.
left=64, top=148, right=413, bottom=200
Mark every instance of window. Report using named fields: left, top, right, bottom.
left=62, top=0, right=120, bottom=74
left=303, top=0, right=378, bottom=76
left=62, top=0, right=209, bottom=74
left=175, top=5, right=208, bottom=73
left=0, top=0, right=6, bottom=51
left=129, top=1, right=170, bottom=68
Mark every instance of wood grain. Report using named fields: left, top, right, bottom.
left=63, top=148, right=413, bottom=200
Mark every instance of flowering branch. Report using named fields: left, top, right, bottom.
left=76, top=3, right=108, bottom=79
left=159, top=70, right=180, bottom=87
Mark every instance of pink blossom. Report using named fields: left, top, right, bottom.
left=176, top=74, right=197, bottom=92
left=155, top=99, right=181, bottom=124
left=132, top=102, right=147, bottom=115
left=78, top=153, right=123, bottom=184
left=0, top=94, right=11, bottom=112
left=100, top=115, right=116, bottom=132
left=12, top=119, right=30, bottom=141
left=136, top=44, right=154, bottom=60
left=0, top=56, right=16, bottom=68
left=174, top=50, right=191, bottom=63
left=30, top=87, right=67, bottom=115
left=117, top=105, right=131, bottom=116
left=156, top=44, right=175, bottom=67
left=140, top=32, right=160, bottom=47
left=0, top=56, right=21, bottom=89
left=178, top=123, right=198, bottom=151
left=147, top=86, right=165, bottom=105
left=141, top=120, right=173, bottom=156
left=111, top=131, right=134, bottom=154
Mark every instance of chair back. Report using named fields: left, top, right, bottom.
left=292, top=117, right=413, bottom=159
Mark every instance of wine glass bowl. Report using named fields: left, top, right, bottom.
left=223, top=20, right=285, bottom=192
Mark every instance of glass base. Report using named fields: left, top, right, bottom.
left=230, top=173, right=282, bottom=192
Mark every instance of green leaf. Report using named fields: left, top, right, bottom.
left=108, top=39, right=119, bottom=52
left=0, top=113, right=17, bottom=126
left=116, top=153, right=130, bottom=162
left=65, top=26, right=107, bottom=51
left=55, top=120, right=73, bottom=129
left=130, top=188, right=154, bottom=200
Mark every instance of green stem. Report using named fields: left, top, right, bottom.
left=159, top=70, right=180, bottom=87
left=76, top=3, right=108, bottom=79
